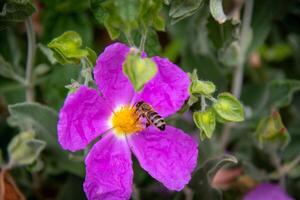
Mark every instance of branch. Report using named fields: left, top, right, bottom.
left=231, top=0, right=253, bottom=98
left=25, top=17, right=36, bottom=102
left=271, top=152, right=286, bottom=188
left=221, top=0, right=253, bottom=149
left=132, top=183, right=140, bottom=200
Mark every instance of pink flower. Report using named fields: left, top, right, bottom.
left=57, top=43, right=198, bottom=200
left=243, top=183, right=294, bottom=200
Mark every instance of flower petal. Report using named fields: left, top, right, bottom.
left=243, top=183, right=294, bottom=200
left=139, top=57, right=190, bottom=117
left=84, top=133, right=133, bottom=200
left=128, top=126, right=198, bottom=191
left=94, top=42, right=135, bottom=107
left=57, top=86, right=112, bottom=152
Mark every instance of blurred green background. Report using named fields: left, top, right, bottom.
left=1, top=0, right=300, bottom=199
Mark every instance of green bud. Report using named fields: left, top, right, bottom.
left=123, top=49, right=157, bottom=91
left=190, top=80, right=216, bottom=95
left=48, top=31, right=96, bottom=66
left=213, top=92, right=244, bottom=122
left=255, top=110, right=290, bottom=149
left=193, top=108, right=216, bottom=140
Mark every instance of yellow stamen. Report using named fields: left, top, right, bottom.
left=111, top=105, right=143, bottom=136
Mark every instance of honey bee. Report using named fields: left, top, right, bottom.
left=134, top=101, right=166, bottom=131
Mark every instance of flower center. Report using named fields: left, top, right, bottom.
left=111, top=105, right=143, bottom=136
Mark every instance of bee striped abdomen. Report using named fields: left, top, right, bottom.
left=148, top=111, right=166, bottom=131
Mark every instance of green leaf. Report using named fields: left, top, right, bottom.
left=91, top=0, right=165, bottom=40
left=34, top=64, right=50, bottom=77
left=193, top=108, right=216, bottom=140
left=0, top=0, right=36, bottom=31
left=0, top=54, right=25, bottom=84
left=27, top=159, right=44, bottom=172
left=265, top=79, right=300, bottom=109
left=123, top=50, right=158, bottom=91
left=259, top=43, right=292, bottom=62
left=47, top=31, right=88, bottom=65
left=40, top=0, right=90, bottom=12
left=213, top=92, right=244, bottom=122
left=242, top=79, right=300, bottom=117
left=188, top=71, right=199, bottom=105
left=218, top=41, right=240, bottom=67
left=7, top=102, right=84, bottom=176
left=115, top=0, right=139, bottom=22
left=8, top=103, right=59, bottom=149
left=248, top=0, right=292, bottom=54
left=38, top=44, right=57, bottom=64
left=255, top=110, right=290, bottom=150
left=8, top=131, right=46, bottom=166
left=189, top=80, right=216, bottom=95
left=139, top=0, right=165, bottom=31
left=104, top=20, right=121, bottom=40
left=209, top=0, right=227, bottom=24
left=188, top=94, right=198, bottom=106
left=153, top=15, right=165, bottom=31
left=0, top=55, right=15, bottom=79
left=86, top=47, right=97, bottom=67
left=189, top=155, right=238, bottom=200
left=169, top=0, right=204, bottom=24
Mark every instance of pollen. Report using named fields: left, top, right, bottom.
left=111, top=105, right=143, bottom=136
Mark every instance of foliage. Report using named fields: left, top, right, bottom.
left=0, top=0, right=35, bottom=30
left=0, top=0, right=300, bottom=199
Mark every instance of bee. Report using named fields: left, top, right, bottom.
left=134, top=101, right=166, bottom=131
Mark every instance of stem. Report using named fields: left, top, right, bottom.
left=139, top=28, right=148, bottom=52
left=277, top=154, right=300, bottom=181
left=221, top=0, right=253, bottom=149
left=132, top=183, right=140, bottom=200
left=231, top=62, right=244, bottom=98
left=283, top=155, right=300, bottom=173
left=81, top=58, right=91, bottom=86
left=232, top=0, right=253, bottom=98
left=125, top=32, right=135, bottom=47
left=25, top=17, right=36, bottom=102
left=271, top=152, right=285, bottom=188
left=206, top=95, right=217, bottom=103
left=183, top=187, right=193, bottom=200
left=201, top=95, right=207, bottom=111
left=13, top=74, right=26, bottom=85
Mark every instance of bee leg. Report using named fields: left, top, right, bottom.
left=146, top=119, right=151, bottom=127
left=146, top=122, right=150, bottom=127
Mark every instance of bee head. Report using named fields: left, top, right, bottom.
left=135, top=101, right=144, bottom=108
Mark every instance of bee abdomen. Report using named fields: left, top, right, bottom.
left=148, top=111, right=166, bottom=131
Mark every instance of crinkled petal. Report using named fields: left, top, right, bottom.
left=84, top=133, right=133, bottom=200
left=139, top=56, right=190, bottom=117
left=128, top=126, right=198, bottom=191
left=94, top=42, right=135, bottom=107
left=58, top=86, right=112, bottom=152
left=243, top=183, right=294, bottom=200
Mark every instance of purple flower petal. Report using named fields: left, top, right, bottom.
left=128, top=125, right=198, bottom=191
left=57, top=86, right=112, bottom=152
left=94, top=42, right=135, bottom=107
left=84, top=133, right=133, bottom=200
left=243, top=183, right=294, bottom=200
left=139, top=56, right=190, bottom=117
